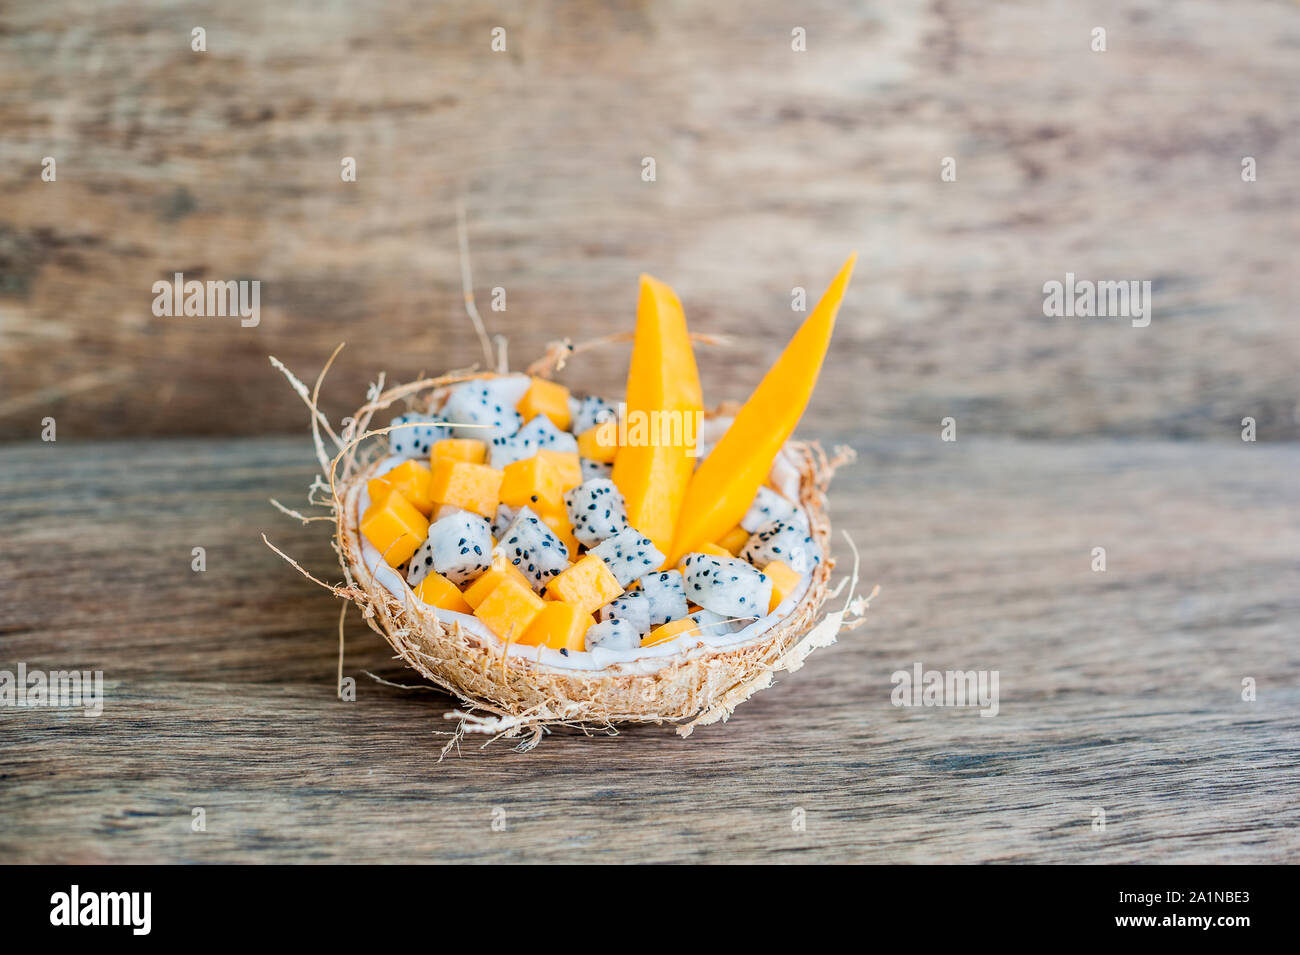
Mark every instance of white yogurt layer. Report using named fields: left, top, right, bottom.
left=356, top=441, right=816, bottom=673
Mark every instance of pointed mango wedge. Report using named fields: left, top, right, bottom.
left=667, top=253, right=856, bottom=565
left=611, top=275, right=703, bottom=557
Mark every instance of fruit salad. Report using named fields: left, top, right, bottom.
left=357, top=256, right=854, bottom=658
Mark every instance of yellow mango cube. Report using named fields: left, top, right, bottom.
left=475, top=576, right=545, bottom=643
left=382, top=460, right=435, bottom=514
left=716, top=524, right=750, bottom=556
left=577, top=420, right=619, bottom=463
left=413, top=571, right=472, bottom=614
left=363, top=476, right=397, bottom=519
left=431, top=438, right=487, bottom=465
left=545, top=554, right=622, bottom=615
left=429, top=458, right=503, bottom=518
left=360, top=490, right=429, bottom=567
left=537, top=450, right=582, bottom=491
left=519, top=601, right=594, bottom=651
left=463, top=551, right=533, bottom=608
left=643, top=616, right=699, bottom=648
left=499, top=454, right=565, bottom=514
left=763, top=560, right=803, bottom=613
left=517, top=377, right=572, bottom=430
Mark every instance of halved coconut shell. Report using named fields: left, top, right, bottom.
left=333, top=377, right=841, bottom=741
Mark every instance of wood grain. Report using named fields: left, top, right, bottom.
left=2, top=435, right=1296, bottom=863
left=1, top=0, right=1298, bottom=441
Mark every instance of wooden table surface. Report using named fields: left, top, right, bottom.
left=3, top=434, right=1297, bottom=863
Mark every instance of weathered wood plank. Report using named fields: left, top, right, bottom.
left=2, top=436, right=1296, bottom=863
left=1, top=0, right=1298, bottom=440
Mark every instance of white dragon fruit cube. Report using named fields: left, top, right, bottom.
left=388, top=413, right=449, bottom=458
left=495, top=506, right=570, bottom=590
left=589, top=527, right=664, bottom=588
left=407, top=511, right=493, bottom=586
left=517, top=414, right=579, bottom=454
left=440, top=381, right=524, bottom=442
left=491, top=504, right=517, bottom=540
left=584, top=618, right=641, bottom=652
left=572, top=395, right=617, bottom=434
left=740, top=485, right=798, bottom=533
left=689, top=607, right=746, bottom=636
left=488, top=433, right=536, bottom=469
left=580, top=458, right=613, bottom=482
left=681, top=553, right=772, bottom=619
left=563, top=478, right=629, bottom=547
left=598, top=590, right=652, bottom=635
left=741, top=519, right=819, bottom=574
left=638, top=569, right=688, bottom=628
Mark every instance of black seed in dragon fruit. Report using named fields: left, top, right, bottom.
left=517, top=414, right=578, bottom=454
left=388, top=413, right=449, bottom=458
left=598, top=590, right=652, bottom=635
left=584, top=618, right=640, bottom=652
left=580, top=458, right=613, bottom=482
left=589, top=527, right=664, bottom=588
left=488, top=433, right=536, bottom=469
left=740, top=485, right=798, bottom=533
left=572, top=395, right=617, bottom=435
left=638, top=569, right=688, bottom=628
left=440, top=381, right=524, bottom=442
left=741, top=519, right=819, bottom=574
left=680, top=552, right=772, bottom=619
left=495, top=506, right=570, bottom=590
left=563, top=478, right=629, bottom=547
left=408, top=511, right=492, bottom=586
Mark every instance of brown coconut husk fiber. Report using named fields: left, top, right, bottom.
left=263, top=209, right=874, bottom=751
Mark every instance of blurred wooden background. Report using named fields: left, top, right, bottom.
left=1, top=0, right=1297, bottom=442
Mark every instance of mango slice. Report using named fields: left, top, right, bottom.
left=545, top=554, right=622, bottom=615
left=517, top=377, right=572, bottom=430
left=413, top=571, right=473, bottom=614
left=499, top=454, right=565, bottom=513
left=762, top=559, right=803, bottom=612
left=716, top=524, right=750, bottom=556
left=429, top=458, right=503, bottom=518
left=668, top=253, right=855, bottom=564
left=536, top=450, right=582, bottom=492
left=642, top=616, right=698, bottom=648
left=463, top=551, right=533, bottom=609
left=519, top=601, right=594, bottom=651
left=431, top=438, right=487, bottom=465
left=474, top=575, right=545, bottom=643
left=611, top=275, right=703, bottom=558
left=360, top=489, right=429, bottom=567
left=577, top=421, right=619, bottom=463
left=382, top=460, right=435, bottom=515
